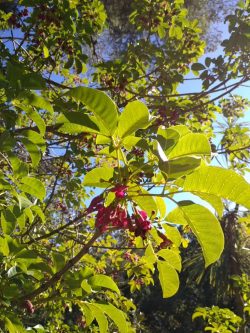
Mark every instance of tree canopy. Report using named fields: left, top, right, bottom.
left=0, top=0, right=249, bottom=332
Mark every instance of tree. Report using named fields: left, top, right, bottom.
left=0, top=0, right=249, bottom=332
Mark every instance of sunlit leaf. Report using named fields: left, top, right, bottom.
left=167, top=202, right=224, bottom=267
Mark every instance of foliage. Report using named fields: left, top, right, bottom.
left=0, top=0, right=249, bottom=332
left=193, top=274, right=250, bottom=332
left=193, top=306, right=243, bottom=333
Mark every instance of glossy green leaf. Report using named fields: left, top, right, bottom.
left=81, top=280, right=92, bottom=293
left=96, top=135, right=112, bottom=145
left=167, top=133, right=211, bottom=159
left=157, top=260, right=180, bottom=298
left=167, top=202, right=224, bottom=267
left=117, top=101, right=150, bottom=138
left=157, top=128, right=180, bottom=155
left=56, top=111, right=100, bottom=134
left=145, top=243, right=157, bottom=265
left=157, top=249, right=182, bottom=272
left=162, top=225, right=182, bottom=247
left=183, top=166, right=250, bottom=209
left=68, top=87, right=118, bottom=135
left=195, top=193, right=224, bottom=217
left=96, top=303, right=129, bottom=333
left=159, top=156, right=201, bottom=179
left=88, top=274, right=120, bottom=294
left=19, top=177, right=46, bottom=201
left=122, top=136, right=142, bottom=149
left=87, top=303, right=108, bottom=333
left=170, top=125, right=191, bottom=137
left=155, top=197, right=167, bottom=218
left=83, top=167, right=113, bottom=187
left=80, top=303, right=95, bottom=326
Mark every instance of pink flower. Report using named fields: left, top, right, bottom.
left=133, top=210, right=152, bottom=239
left=87, top=195, right=103, bottom=214
left=111, top=185, right=127, bottom=199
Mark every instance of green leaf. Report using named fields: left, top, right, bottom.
left=88, top=274, right=120, bottom=294
left=122, top=135, right=142, bottom=149
left=22, top=92, right=53, bottom=114
left=162, top=225, right=182, bottom=247
left=19, top=130, right=46, bottom=151
left=52, top=253, right=66, bottom=272
left=20, top=137, right=41, bottom=168
left=80, top=303, right=95, bottom=326
left=81, top=280, right=92, bottom=293
left=157, top=127, right=180, bottom=155
left=43, top=45, right=49, bottom=58
left=183, top=166, right=250, bottom=209
left=87, top=303, right=108, bottom=333
left=31, top=206, right=45, bottom=223
left=96, top=135, right=112, bottom=145
left=1, top=209, right=16, bottom=235
left=145, top=243, right=157, bottom=265
left=5, top=314, right=26, bottom=333
left=169, top=25, right=183, bottom=39
left=0, top=131, right=15, bottom=152
left=157, top=249, right=181, bottom=272
left=8, top=153, right=28, bottom=178
left=191, top=63, right=206, bottom=71
left=155, top=197, right=167, bottom=218
left=167, top=133, right=211, bottom=159
left=68, top=87, right=118, bottom=135
left=56, top=111, right=99, bottom=134
left=129, top=187, right=157, bottom=216
left=19, top=177, right=46, bottom=201
left=23, top=107, right=46, bottom=135
left=170, top=125, right=191, bottom=137
left=21, top=73, right=46, bottom=90
left=0, top=237, right=9, bottom=256
left=157, top=260, right=180, bottom=298
left=195, top=193, right=224, bottom=218
left=117, top=101, right=150, bottom=138
left=96, top=303, right=129, bottom=333
left=104, top=191, right=116, bottom=207
left=83, top=167, right=113, bottom=187
left=159, top=156, right=201, bottom=179
left=17, top=195, right=32, bottom=209
left=167, top=203, right=224, bottom=267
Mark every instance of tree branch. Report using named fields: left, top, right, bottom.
left=18, top=230, right=101, bottom=302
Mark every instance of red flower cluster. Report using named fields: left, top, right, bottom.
left=112, top=184, right=127, bottom=198
left=87, top=186, right=151, bottom=238
left=132, top=210, right=152, bottom=238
